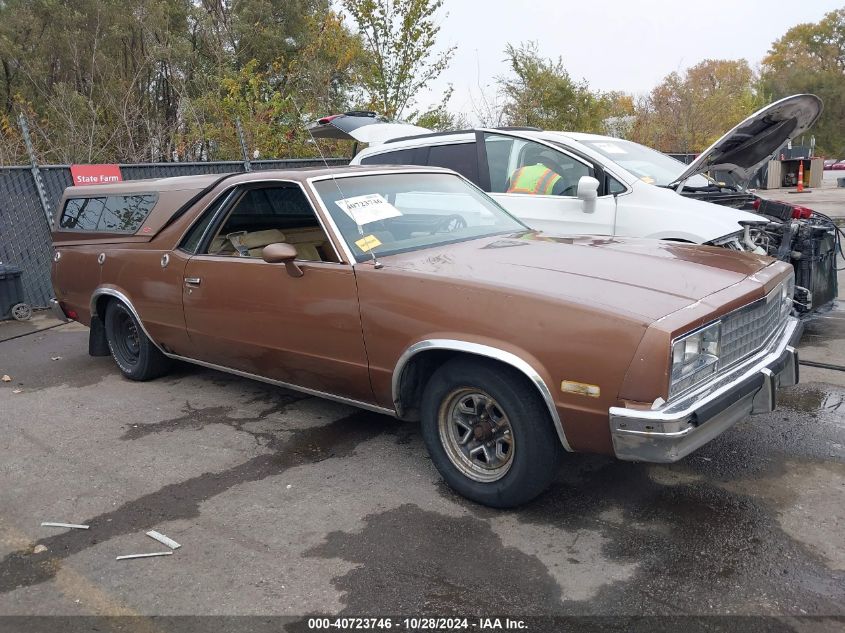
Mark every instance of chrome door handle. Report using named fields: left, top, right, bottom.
left=184, top=277, right=202, bottom=287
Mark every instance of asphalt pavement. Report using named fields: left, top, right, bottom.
left=0, top=307, right=843, bottom=631
left=756, top=170, right=845, bottom=221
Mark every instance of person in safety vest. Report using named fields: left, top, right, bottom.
left=507, top=145, right=567, bottom=195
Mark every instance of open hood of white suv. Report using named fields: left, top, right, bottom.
left=306, top=112, right=431, bottom=146
left=672, top=94, right=823, bottom=186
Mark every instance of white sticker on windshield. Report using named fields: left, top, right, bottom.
left=594, top=142, right=626, bottom=154
left=335, top=193, right=402, bottom=225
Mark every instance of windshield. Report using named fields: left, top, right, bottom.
left=312, top=172, right=526, bottom=261
left=578, top=138, right=710, bottom=188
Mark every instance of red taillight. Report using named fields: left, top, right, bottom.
left=752, top=198, right=761, bottom=210
left=66, top=310, right=78, bottom=320
left=791, top=205, right=813, bottom=219
left=317, top=114, right=342, bottom=125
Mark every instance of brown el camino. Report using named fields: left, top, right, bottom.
left=50, top=165, right=801, bottom=507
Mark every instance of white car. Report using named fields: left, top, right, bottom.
left=311, top=96, right=822, bottom=252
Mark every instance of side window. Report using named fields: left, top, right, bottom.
left=426, top=143, right=479, bottom=184
left=606, top=175, right=626, bottom=195
left=204, top=185, right=338, bottom=263
left=97, top=194, right=157, bottom=232
left=360, top=149, right=418, bottom=165
left=483, top=136, right=515, bottom=192
left=483, top=133, right=593, bottom=196
left=180, top=194, right=230, bottom=254
left=59, top=197, right=105, bottom=231
left=59, top=194, right=157, bottom=233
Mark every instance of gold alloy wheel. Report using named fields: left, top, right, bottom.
left=438, top=388, right=515, bottom=483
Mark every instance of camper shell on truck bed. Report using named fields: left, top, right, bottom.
left=53, top=174, right=229, bottom=246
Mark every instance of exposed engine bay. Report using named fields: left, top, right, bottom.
left=711, top=198, right=842, bottom=314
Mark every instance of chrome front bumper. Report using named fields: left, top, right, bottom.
left=609, top=317, right=802, bottom=463
left=49, top=298, right=69, bottom=322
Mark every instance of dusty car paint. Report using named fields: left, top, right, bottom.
left=51, top=166, right=795, bottom=457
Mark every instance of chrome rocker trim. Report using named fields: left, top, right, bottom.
left=609, top=316, right=802, bottom=463
left=392, top=339, right=573, bottom=452
left=165, top=353, right=397, bottom=418
left=49, top=298, right=69, bottom=322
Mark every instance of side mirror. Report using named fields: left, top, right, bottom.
left=262, top=243, right=303, bottom=278
left=577, top=176, right=600, bottom=214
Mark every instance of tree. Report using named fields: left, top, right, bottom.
left=412, top=86, right=470, bottom=130
left=342, top=0, right=454, bottom=120
left=0, top=0, right=363, bottom=164
left=497, top=42, right=629, bottom=133
left=760, top=8, right=845, bottom=157
left=188, top=11, right=362, bottom=160
left=630, top=59, right=762, bottom=152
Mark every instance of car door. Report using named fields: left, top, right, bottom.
left=179, top=181, right=374, bottom=403
left=478, top=131, right=619, bottom=236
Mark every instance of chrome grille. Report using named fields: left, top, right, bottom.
left=720, top=286, right=788, bottom=368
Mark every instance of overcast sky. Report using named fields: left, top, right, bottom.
left=397, top=0, right=844, bottom=119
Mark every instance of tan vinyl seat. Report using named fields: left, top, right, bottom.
left=282, top=227, right=336, bottom=262
left=209, top=227, right=333, bottom=261
left=209, top=234, right=231, bottom=255
left=241, top=229, right=287, bottom=258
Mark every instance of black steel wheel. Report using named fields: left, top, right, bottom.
left=104, top=300, right=170, bottom=381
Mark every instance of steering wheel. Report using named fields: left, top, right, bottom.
left=433, top=214, right=467, bottom=234
left=559, top=184, right=578, bottom=196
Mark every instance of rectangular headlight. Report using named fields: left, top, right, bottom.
left=669, top=321, right=721, bottom=398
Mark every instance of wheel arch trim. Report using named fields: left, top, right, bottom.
left=392, top=339, right=572, bottom=452
left=89, top=287, right=167, bottom=354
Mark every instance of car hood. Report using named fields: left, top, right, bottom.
left=378, top=233, right=773, bottom=322
left=673, top=94, right=823, bottom=186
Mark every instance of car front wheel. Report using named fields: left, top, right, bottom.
left=104, top=300, right=170, bottom=381
left=420, top=358, right=562, bottom=508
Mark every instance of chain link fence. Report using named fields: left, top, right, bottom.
left=0, top=158, right=347, bottom=310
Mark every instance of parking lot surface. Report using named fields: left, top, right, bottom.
left=1, top=308, right=844, bottom=628
left=758, top=171, right=845, bottom=221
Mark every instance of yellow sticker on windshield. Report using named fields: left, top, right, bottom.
left=355, top=235, right=382, bottom=252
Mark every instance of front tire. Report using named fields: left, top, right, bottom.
left=420, top=358, right=562, bottom=508
left=104, top=300, right=170, bottom=381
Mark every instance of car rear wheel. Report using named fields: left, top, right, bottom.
left=420, top=358, right=562, bottom=508
left=104, top=300, right=170, bottom=381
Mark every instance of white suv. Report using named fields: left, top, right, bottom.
left=310, top=96, right=822, bottom=251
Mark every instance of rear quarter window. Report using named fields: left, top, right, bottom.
left=359, top=148, right=422, bottom=166
left=59, top=194, right=158, bottom=233
left=425, top=143, right=479, bottom=184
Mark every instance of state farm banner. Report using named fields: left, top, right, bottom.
left=70, top=164, right=122, bottom=185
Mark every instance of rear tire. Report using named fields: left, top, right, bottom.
left=104, top=300, right=170, bottom=381
left=420, top=358, right=562, bottom=508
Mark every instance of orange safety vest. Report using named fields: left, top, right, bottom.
left=507, top=163, right=561, bottom=194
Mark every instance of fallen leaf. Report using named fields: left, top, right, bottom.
left=51, top=356, right=61, bottom=361
left=32, top=544, right=47, bottom=554
left=12, top=388, right=22, bottom=394
left=1, top=375, right=10, bottom=382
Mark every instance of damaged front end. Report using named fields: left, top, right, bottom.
left=708, top=199, right=840, bottom=314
